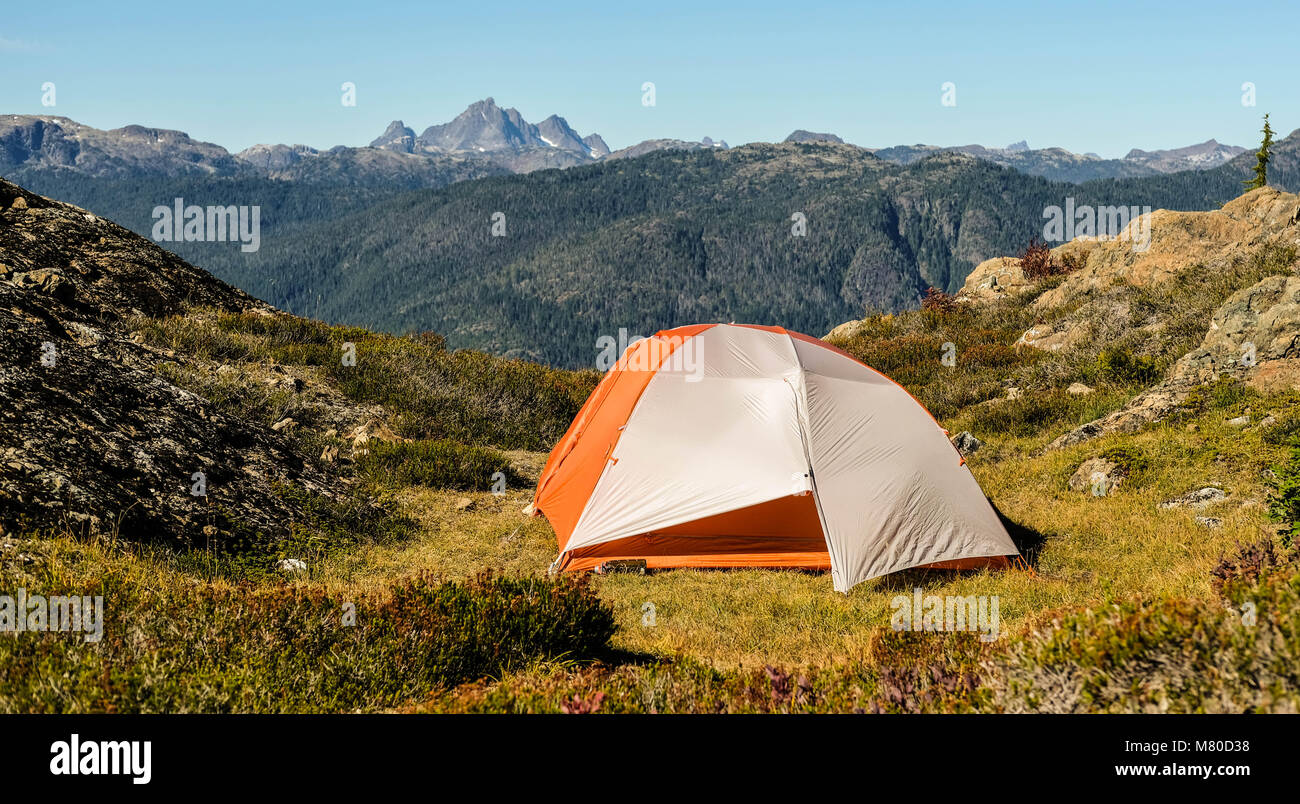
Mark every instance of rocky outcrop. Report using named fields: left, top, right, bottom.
left=1049, top=269, right=1300, bottom=449
left=1171, top=274, right=1300, bottom=391
left=962, top=188, right=1300, bottom=316
left=961, top=256, right=1032, bottom=301
left=1159, top=487, right=1227, bottom=510
left=1033, top=188, right=1300, bottom=311
left=0, top=178, right=352, bottom=546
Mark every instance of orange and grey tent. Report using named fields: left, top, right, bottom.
left=531, top=324, right=1017, bottom=592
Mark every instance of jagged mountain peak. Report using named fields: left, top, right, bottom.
left=370, top=120, right=416, bottom=153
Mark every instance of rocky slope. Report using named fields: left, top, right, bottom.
left=873, top=138, right=1250, bottom=183
left=873, top=142, right=1160, bottom=182
left=1, top=115, right=248, bottom=179
left=0, top=177, right=361, bottom=545
left=1124, top=139, right=1249, bottom=172
left=955, top=186, right=1300, bottom=448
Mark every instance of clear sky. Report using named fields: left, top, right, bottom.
left=2, top=0, right=1294, bottom=156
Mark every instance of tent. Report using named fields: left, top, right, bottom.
left=531, top=324, right=1018, bottom=592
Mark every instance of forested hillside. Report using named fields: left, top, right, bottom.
left=15, top=132, right=1296, bottom=368
left=208, top=141, right=1260, bottom=366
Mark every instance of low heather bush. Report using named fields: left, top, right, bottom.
left=989, top=572, right=1300, bottom=713
left=0, top=571, right=616, bottom=713
left=1210, top=538, right=1297, bottom=597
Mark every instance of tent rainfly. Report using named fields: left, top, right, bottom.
left=531, top=324, right=1018, bottom=592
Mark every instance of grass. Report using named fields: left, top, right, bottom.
left=134, top=309, right=599, bottom=451
left=356, top=439, right=524, bottom=491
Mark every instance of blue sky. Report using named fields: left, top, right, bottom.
left=2, top=0, right=1294, bottom=156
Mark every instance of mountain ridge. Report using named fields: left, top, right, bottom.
left=3, top=106, right=1260, bottom=187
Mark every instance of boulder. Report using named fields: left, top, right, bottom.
left=961, top=256, right=1030, bottom=300
left=276, top=558, right=308, bottom=574
left=1014, top=322, right=1091, bottom=353
left=951, top=431, right=983, bottom=454
left=1068, top=458, right=1123, bottom=496
left=823, top=319, right=869, bottom=341
left=1158, top=487, right=1227, bottom=510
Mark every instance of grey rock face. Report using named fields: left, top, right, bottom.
left=370, top=120, right=416, bottom=153
left=235, top=143, right=320, bottom=170
left=0, top=177, right=356, bottom=549
left=582, top=133, right=610, bottom=157
left=784, top=130, right=845, bottom=144
left=535, top=115, right=590, bottom=154
left=0, top=114, right=247, bottom=179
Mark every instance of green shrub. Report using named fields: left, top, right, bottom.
left=966, top=390, right=1120, bottom=438
left=0, top=571, right=616, bottom=713
left=1261, top=409, right=1300, bottom=445
left=1096, top=347, right=1159, bottom=386
left=1176, top=375, right=1257, bottom=417
left=179, top=483, right=419, bottom=580
left=357, top=439, right=521, bottom=491
left=1267, top=446, right=1300, bottom=547
left=1098, top=445, right=1151, bottom=487
left=424, top=631, right=993, bottom=714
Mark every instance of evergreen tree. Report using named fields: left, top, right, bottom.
left=1244, top=113, right=1274, bottom=191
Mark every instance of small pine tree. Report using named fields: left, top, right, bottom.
left=1243, top=113, right=1274, bottom=191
